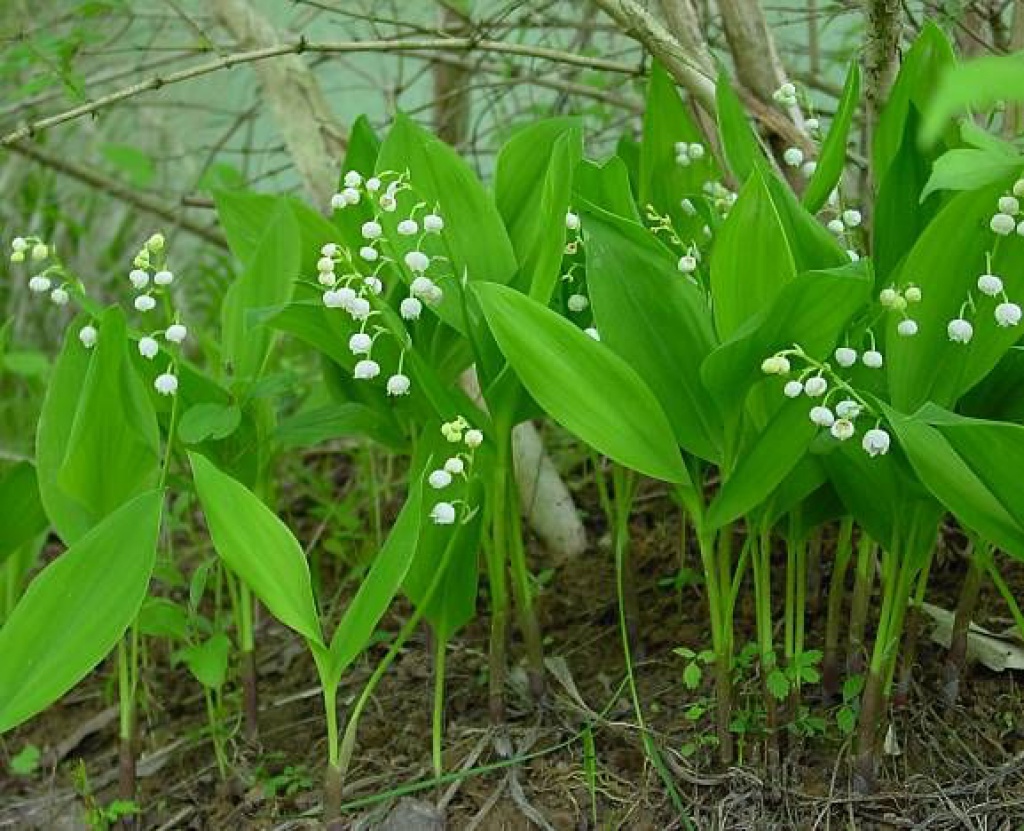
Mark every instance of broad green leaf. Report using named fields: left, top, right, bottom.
left=377, top=113, right=517, bottom=287
left=177, top=403, right=242, bottom=445
left=716, top=71, right=762, bottom=182
left=274, top=403, right=407, bottom=451
left=583, top=207, right=721, bottom=462
left=177, top=633, right=231, bottom=690
left=574, top=157, right=642, bottom=222
left=39, top=308, right=160, bottom=543
left=874, top=22, right=956, bottom=181
left=757, top=165, right=846, bottom=270
left=496, top=119, right=582, bottom=302
left=326, top=478, right=424, bottom=686
left=0, top=463, right=47, bottom=565
left=803, top=63, right=860, bottom=212
left=886, top=183, right=1024, bottom=411
left=710, top=171, right=796, bottom=340
left=702, top=261, right=873, bottom=413
left=917, top=404, right=1024, bottom=530
left=474, top=282, right=688, bottom=484
left=922, top=52, right=1024, bottom=146
left=706, top=398, right=818, bottom=528
left=221, top=203, right=301, bottom=381
left=189, top=452, right=323, bottom=646
left=137, top=597, right=189, bottom=640
left=883, top=405, right=1024, bottom=559
left=921, top=148, right=1022, bottom=200
left=640, top=63, right=718, bottom=230
left=0, top=490, right=162, bottom=733
left=873, top=107, right=941, bottom=282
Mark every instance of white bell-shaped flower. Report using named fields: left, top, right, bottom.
left=386, top=373, right=411, bottom=396
left=129, top=269, right=149, bottom=289
left=424, top=213, right=444, bottom=232
left=165, top=323, right=187, bottom=344
left=428, top=469, right=452, bottom=489
left=343, top=170, right=362, bottom=188
left=783, top=380, right=804, bottom=398
left=430, top=501, right=457, bottom=525
left=834, top=347, right=857, bottom=367
left=998, top=195, right=1019, bottom=215
left=678, top=255, right=697, bottom=274
left=879, top=288, right=899, bottom=308
left=348, top=297, right=372, bottom=321
left=995, top=302, right=1022, bottom=327
left=904, top=285, right=922, bottom=303
left=443, top=456, right=465, bottom=475
left=842, top=209, right=862, bottom=228
left=154, top=270, right=173, bottom=286
left=365, top=177, right=381, bottom=193
left=359, top=246, right=379, bottom=262
left=584, top=327, right=600, bottom=340
left=364, top=276, right=383, bottom=295
left=897, top=319, right=918, bottom=337
left=405, top=251, right=430, bottom=273
left=862, top=350, right=884, bottom=368
left=79, top=325, right=98, bottom=348
left=154, top=372, right=178, bottom=395
left=135, top=295, right=156, bottom=312
left=783, top=147, right=804, bottom=167
left=361, top=221, right=383, bottom=240
left=862, top=428, right=891, bottom=457
left=827, top=218, right=845, bottom=235
left=400, top=296, right=423, bottom=320
left=947, top=318, right=974, bottom=343
left=835, top=399, right=861, bottom=419
left=804, top=376, right=828, bottom=397
left=353, top=358, right=380, bottom=380
left=567, top=294, right=589, bottom=312
left=464, top=428, right=483, bottom=448
left=990, top=213, right=1016, bottom=235
left=565, top=211, right=581, bottom=231
left=31, top=243, right=48, bottom=261
left=809, top=405, right=835, bottom=427
left=50, top=288, right=69, bottom=306
left=138, top=336, right=159, bottom=359
left=830, top=418, right=855, bottom=441
left=348, top=332, right=373, bottom=355
left=977, top=273, right=1004, bottom=296
left=397, top=219, right=419, bottom=236
left=28, top=275, right=51, bottom=293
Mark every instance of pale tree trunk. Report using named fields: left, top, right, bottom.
left=212, top=0, right=347, bottom=209
left=863, top=0, right=902, bottom=155
left=433, top=3, right=473, bottom=149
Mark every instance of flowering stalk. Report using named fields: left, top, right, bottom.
left=940, top=540, right=986, bottom=706
left=846, top=534, right=876, bottom=677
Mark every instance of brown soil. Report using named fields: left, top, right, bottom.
left=2, top=479, right=1024, bottom=830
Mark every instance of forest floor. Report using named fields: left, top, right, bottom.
left=2, top=472, right=1024, bottom=830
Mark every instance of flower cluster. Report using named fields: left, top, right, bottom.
left=944, top=254, right=1021, bottom=345
left=10, top=236, right=73, bottom=307
left=321, top=169, right=455, bottom=396
left=988, top=181, right=1024, bottom=236
left=126, top=234, right=186, bottom=396
left=428, top=418, right=483, bottom=525
left=674, top=140, right=706, bottom=167
left=762, top=345, right=891, bottom=457
left=876, top=283, right=922, bottom=337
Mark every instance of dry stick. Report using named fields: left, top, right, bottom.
left=0, top=37, right=640, bottom=148
left=942, top=541, right=986, bottom=706
left=6, top=141, right=226, bottom=248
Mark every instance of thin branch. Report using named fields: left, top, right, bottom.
left=1, top=37, right=641, bottom=148
left=8, top=141, right=227, bottom=248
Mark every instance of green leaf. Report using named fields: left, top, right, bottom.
left=921, top=148, right=1022, bottom=200
left=874, top=22, right=956, bottom=180
left=177, top=633, right=231, bottom=690
left=583, top=207, right=721, bottom=462
left=100, top=144, right=154, bottom=188
left=640, top=63, right=718, bottom=231
left=767, top=667, right=790, bottom=701
left=803, top=63, right=860, bottom=213
left=38, top=309, right=160, bottom=543
left=682, top=662, right=702, bottom=690
left=883, top=405, right=1024, bottom=559
left=177, top=403, right=242, bottom=444
left=189, top=452, right=323, bottom=646
left=886, top=183, right=1024, bottom=411
left=716, top=70, right=762, bottom=182
left=137, top=597, right=189, bottom=640
left=574, top=157, right=642, bottom=222
left=710, top=171, right=796, bottom=340
left=0, top=491, right=162, bottom=733
left=377, top=113, right=517, bottom=287
left=274, top=403, right=407, bottom=451
left=10, top=744, right=41, bottom=776
left=706, top=397, right=819, bottom=528
left=0, top=462, right=48, bottom=565
left=325, top=478, right=424, bottom=686
left=473, top=282, right=688, bottom=484
left=922, top=52, right=1024, bottom=146
left=221, top=203, right=300, bottom=382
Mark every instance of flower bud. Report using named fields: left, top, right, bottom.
left=147, top=233, right=165, bottom=252
left=904, top=285, right=922, bottom=303
left=879, top=288, right=899, bottom=308
left=31, top=243, right=48, bottom=261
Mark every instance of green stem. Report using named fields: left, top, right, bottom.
left=847, top=534, right=876, bottom=676
left=987, top=557, right=1024, bottom=637
left=823, top=517, right=853, bottom=700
